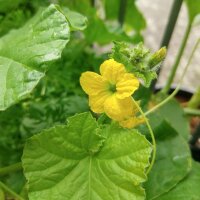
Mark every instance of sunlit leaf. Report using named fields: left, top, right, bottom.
left=23, top=112, right=152, bottom=200
left=0, top=5, right=70, bottom=110
left=63, top=7, right=88, bottom=31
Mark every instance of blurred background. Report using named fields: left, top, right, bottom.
left=138, top=0, right=200, bottom=91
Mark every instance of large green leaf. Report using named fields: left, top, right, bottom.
left=144, top=120, right=192, bottom=200
left=185, top=0, right=200, bottom=23
left=0, top=4, right=70, bottom=110
left=22, top=112, right=152, bottom=200
left=156, top=161, right=200, bottom=200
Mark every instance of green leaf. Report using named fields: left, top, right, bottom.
left=84, top=17, right=140, bottom=45
left=144, top=120, right=192, bottom=200
left=63, top=7, right=88, bottom=31
left=155, top=161, right=200, bottom=200
left=124, top=0, right=146, bottom=31
left=150, top=98, right=190, bottom=141
left=104, top=0, right=146, bottom=31
left=185, top=0, right=200, bottom=23
left=22, top=112, right=152, bottom=200
left=0, top=0, right=25, bottom=13
left=0, top=4, right=70, bottom=110
left=0, top=57, right=44, bottom=111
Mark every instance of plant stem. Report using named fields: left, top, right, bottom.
left=132, top=98, right=156, bottom=175
left=160, top=0, right=183, bottom=48
left=184, top=108, right=200, bottom=116
left=0, top=162, right=22, bottom=177
left=145, top=38, right=200, bottom=117
left=151, top=0, right=183, bottom=89
left=162, top=23, right=192, bottom=94
left=90, top=0, right=95, bottom=6
left=118, top=0, right=127, bottom=26
left=188, top=87, right=200, bottom=109
left=0, top=182, right=24, bottom=200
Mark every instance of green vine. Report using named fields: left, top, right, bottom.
left=132, top=98, right=156, bottom=175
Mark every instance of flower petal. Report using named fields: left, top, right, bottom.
left=104, top=95, right=133, bottom=121
left=100, top=59, right=126, bottom=84
left=89, top=92, right=110, bottom=113
left=119, top=117, right=145, bottom=128
left=80, top=72, right=106, bottom=95
left=116, top=73, right=139, bottom=99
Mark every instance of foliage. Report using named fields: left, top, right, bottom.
left=0, top=0, right=199, bottom=200
left=110, top=42, right=166, bottom=87
left=144, top=120, right=191, bottom=199
left=0, top=5, right=70, bottom=111
left=156, top=161, right=200, bottom=200
left=23, top=112, right=151, bottom=200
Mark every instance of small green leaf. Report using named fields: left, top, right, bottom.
left=0, top=4, right=70, bottom=110
left=22, top=112, right=152, bottom=200
left=185, top=0, right=200, bottom=23
left=144, top=120, right=192, bottom=200
left=155, top=161, right=200, bottom=200
left=63, top=7, right=88, bottom=31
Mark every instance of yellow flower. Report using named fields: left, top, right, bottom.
left=80, top=59, right=141, bottom=128
left=118, top=101, right=145, bottom=128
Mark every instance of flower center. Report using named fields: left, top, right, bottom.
left=108, top=83, right=117, bottom=93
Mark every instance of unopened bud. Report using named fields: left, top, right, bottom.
left=149, top=47, right=167, bottom=68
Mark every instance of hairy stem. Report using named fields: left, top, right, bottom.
left=0, top=162, right=22, bottom=177
left=132, top=98, right=156, bottom=175
left=145, top=38, right=200, bottom=117
left=162, top=23, right=192, bottom=94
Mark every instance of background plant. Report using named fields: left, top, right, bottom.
left=0, top=0, right=200, bottom=199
